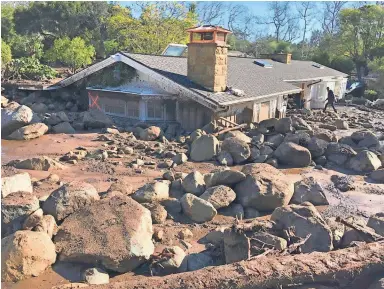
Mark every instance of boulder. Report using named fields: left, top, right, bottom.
left=334, top=119, right=349, bottom=130
left=42, top=181, right=100, bottom=221
left=180, top=193, right=217, bottom=223
left=182, top=172, right=206, bottom=196
left=45, top=111, right=69, bottom=126
left=223, top=230, right=250, bottom=264
left=325, top=142, right=357, bottom=166
left=368, top=277, right=384, bottom=289
left=251, top=134, right=264, bottom=146
left=250, top=147, right=268, bottom=163
left=83, top=110, right=113, bottom=129
left=307, top=137, right=329, bottom=158
left=204, top=169, right=246, bottom=187
left=1, top=103, right=33, bottom=136
left=82, top=268, right=109, bottom=285
left=1, top=231, right=56, bottom=282
left=52, top=122, right=76, bottom=134
left=224, top=130, right=251, bottom=143
left=319, top=124, right=337, bottom=131
left=274, top=142, right=311, bottom=167
left=2, top=192, right=40, bottom=237
left=2, top=95, right=9, bottom=107
left=186, top=252, right=213, bottom=271
left=367, top=212, right=384, bottom=236
left=219, top=203, right=244, bottom=219
left=172, top=153, right=188, bottom=165
left=190, top=135, right=220, bottom=162
left=244, top=207, right=260, bottom=219
left=33, top=215, right=58, bottom=239
left=216, top=150, right=233, bottom=166
left=266, top=134, right=284, bottom=147
left=326, top=217, right=345, bottom=249
left=351, top=130, right=375, bottom=142
left=132, top=181, right=170, bottom=203
left=291, top=116, right=312, bottom=131
left=331, top=175, right=355, bottom=192
left=54, top=195, right=154, bottom=272
left=106, top=179, right=134, bottom=196
left=1, top=172, right=33, bottom=198
left=22, top=208, right=44, bottom=230
left=139, top=126, right=161, bottom=141
left=250, top=232, right=287, bottom=250
left=178, top=228, right=193, bottom=239
left=370, top=169, right=384, bottom=183
left=7, top=123, right=48, bottom=140
left=274, top=117, right=292, bottom=134
left=199, top=185, right=236, bottom=209
left=221, top=137, right=250, bottom=164
left=358, top=133, right=380, bottom=148
left=31, top=103, right=48, bottom=113
left=292, top=177, right=329, bottom=205
left=142, top=203, right=167, bottom=224
left=271, top=202, right=333, bottom=253
left=201, top=122, right=217, bottom=134
left=10, top=156, right=65, bottom=171
left=154, top=246, right=186, bottom=275
left=259, top=118, right=278, bottom=129
left=315, top=130, right=337, bottom=142
left=346, top=150, right=381, bottom=172
left=161, top=198, right=182, bottom=215
left=234, top=164, right=294, bottom=211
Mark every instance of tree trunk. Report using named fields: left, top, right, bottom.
left=91, top=242, right=384, bottom=289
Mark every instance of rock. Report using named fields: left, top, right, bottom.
left=82, top=268, right=109, bottom=285
left=83, top=110, right=113, bottom=129
left=307, top=137, right=329, bottom=158
left=216, top=150, right=233, bottom=166
left=2, top=95, right=9, bottom=107
left=46, top=173, right=60, bottom=184
left=370, top=169, right=384, bottom=183
left=42, top=181, right=100, bottom=221
left=178, top=228, right=193, bottom=240
left=315, top=129, right=337, bottom=142
left=140, top=126, right=161, bottom=141
left=161, top=198, right=182, bottom=215
left=334, top=119, right=349, bottom=130
left=266, top=158, right=278, bottom=167
left=224, top=130, right=251, bottom=143
left=368, top=277, right=384, bottom=289
left=275, top=117, right=292, bottom=134
left=283, top=131, right=311, bottom=147
left=155, top=246, right=186, bottom=274
left=234, top=164, right=294, bottom=211
left=7, top=123, right=48, bottom=140
left=182, top=172, right=206, bottom=196
left=331, top=175, right=355, bottom=192
left=223, top=230, right=250, bottom=264
left=22, top=208, right=43, bottom=230
left=271, top=202, right=333, bottom=253
left=52, top=283, right=89, bottom=289
left=2, top=192, right=40, bottom=237
left=367, top=212, right=384, bottom=236
left=52, top=122, right=76, bottom=134
left=292, top=177, right=329, bottom=206
left=340, top=218, right=376, bottom=248
left=346, top=150, right=381, bottom=172
left=54, top=195, right=154, bottom=273
left=31, top=103, right=48, bottom=113
left=72, top=122, right=84, bottom=131
left=325, top=142, right=357, bottom=166
left=266, top=134, right=284, bottom=147
left=199, top=185, right=236, bottom=209
left=259, top=118, right=278, bottom=129
left=186, top=252, right=213, bottom=271
left=45, top=111, right=69, bottom=126
left=132, top=181, right=170, bottom=203
left=250, top=232, right=287, bottom=250
left=1, top=103, right=33, bottom=136
left=351, top=130, right=374, bottom=142
left=172, top=153, right=188, bottom=165
left=34, top=215, right=58, bottom=239
left=11, top=156, right=65, bottom=171
left=244, top=207, right=260, bottom=219
left=1, top=172, right=33, bottom=198
left=291, top=116, right=312, bottom=131
left=204, top=169, right=246, bottom=187
left=319, top=124, right=337, bottom=131
left=190, top=135, right=220, bottom=162
left=251, top=134, right=264, bottom=145
left=358, top=133, right=380, bottom=148
left=121, top=146, right=134, bottom=154
left=326, top=217, right=345, bottom=249
left=180, top=193, right=217, bottom=223
left=274, top=142, right=311, bottom=167
left=189, top=129, right=206, bottom=143
left=106, top=179, right=134, bottom=196
left=142, top=203, right=167, bottom=224
left=1, top=231, right=56, bottom=282
left=220, top=203, right=244, bottom=219
left=250, top=147, right=268, bottom=163
left=221, top=137, right=250, bottom=164
left=201, top=122, right=217, bottom=134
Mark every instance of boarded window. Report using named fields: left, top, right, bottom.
left=126, top=101, right=139, bottom=118
left=103, top=98, right=125, bottom=116
left=147, top=101, right=163, bottom=120
left=259, top=101, right=270, bottom=122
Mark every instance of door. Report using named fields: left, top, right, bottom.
left=258, top=101, right=270, bottom=121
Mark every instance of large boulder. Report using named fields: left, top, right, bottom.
left=283, top=132, right=311, bottom=147
left=180, top=193, right=217, bottom=223
left=45, top=111, right=69, bottom=126
left=43, top=181, right=100, bottom=221
left=274, top=142, right=311, bottom=167
left=367, top=212, right=384, bottom=236
left=52, top=122, right=76, bottom=134
left=274, top=117, right=292, bottom=134
left=190, top=135, right=220, bottom=162
left=132, top=181, right=170, bottom=203
left=7, top=123, right=48, bottom=140
left=31, top=103, right=48, bottom=113
left=182, top=172, right=206, bottom=196
left=351, top=130, right=375, bottom=143
left=1, top=172, right=33, bottom=198
left=370, top=169, right=384, bottom=183
left=224, top=130, right=251, bottom=143
left=83, top=110, right=113, bottom=129
left=358, top=133, right=380, bottom=148
left=234, top=164, right=294, bottom=211
left=199, top=185, right=236, bottom=209
left=346, top=150, right=381, bottom=172
left=2, top=192, right=40, bottom=237
left=140, top=126, right=161, bottom=141
left=292, top=177, right=329, bottom=205
left=216, top=150, right=233, bottom=166
left=1, top=103, right=33, bottom=136
left=307, top=137, right=329, bottom=158
left=291, top=116, right=312, bottom=131
left=54, top=195, right=154, bottom=272
left=34, top=215, right=58, bottom=239
left=10, top=156, right=65, bottom=171
left=266, top=134, right=284, bottom=147
left=315, top=129, right=337, bottom=142
left=221, top=137, right=250, bottom=164
left=142, top=203, right=167, bottom=224
left=259, top=118, right=278, bottom=129
left=204, top=169, right=246, bottom=187
left=154, top=246, right=186, bottom=275
left=334, top=119, right=349, bottom=130
left=325, top=142, right=357, bottom=166
left=271, top=202, right=333, bottom=253
left=1, top=231, right=56, bottom=282
left=106, top=179, right=134, bottom=196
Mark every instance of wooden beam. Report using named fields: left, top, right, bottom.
left=213, top=124, right=247, bottom=136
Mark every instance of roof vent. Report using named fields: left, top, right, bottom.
left=254, top=60, right=273, bottom=68
left=312, top=63, right=324, bottom=69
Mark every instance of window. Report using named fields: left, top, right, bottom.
left=126, top=101, right=139, bottom=118
left=147, top=101, right=163, bottom=119
left=102, top=98, right=125, bottom=116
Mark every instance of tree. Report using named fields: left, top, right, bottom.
left=330, top=55, right=355, bottom=74
left=321, top=1, right=347, bottom=35
left=196, top=2, right=226, bottom=25
left=1, top=4, right=16, bottom=43
left=1, top=39, right=12, bottom=71
left=46, top=37, right=95, bottom=73
left=297, top=2, right=317, bottom=58
left=10, top=34, right=43, bottom=59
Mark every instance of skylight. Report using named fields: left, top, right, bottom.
left=254, top=60, right=273, bottom=68
left=162, top=44, right=187, bottom=57
left=312, top=63, right=324, bottom=69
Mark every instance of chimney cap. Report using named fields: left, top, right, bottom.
left=186, top=25, right=232, bottom=34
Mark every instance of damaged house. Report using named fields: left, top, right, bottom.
left=48, top=26, right=348, bottom=131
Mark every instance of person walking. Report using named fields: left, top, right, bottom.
left=323, top=87, right=337, bottom=113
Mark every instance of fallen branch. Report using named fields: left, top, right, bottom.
left=213, top=123, right=247, bottom=137
left=336, top=217, right=384, bottom=242
left=90, top=242, right=384, bottom=289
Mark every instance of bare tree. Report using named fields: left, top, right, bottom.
left=321, top=1, right=347, bottom=35
left=226, top=4, right=248, bottom=31
left=197, top=2, right=226, bottom=25
left=297, top=2, right=317, bottom=58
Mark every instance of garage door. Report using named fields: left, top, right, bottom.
left=259, top=101, right=270, bottom=122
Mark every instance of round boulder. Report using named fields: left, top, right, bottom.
left=140, top=126, right=161, bottom=141
left=346, top=150, right=381, bottom=172
left=180, top=193, right=217, bottom=223
left=7, top=123, right=48, bottom=140
left=132, top=181, right=170, bottom=203
left=190, top=135, right=220, bottom=162
left=199, top=185, right=236, bottom=209
left=274, top=142, right=311, bottom=167
left=307, top=137, right=328, bottom=158
left=221, top=137, right=251, bottom=164
left=182, top=171, right=206, bottom=196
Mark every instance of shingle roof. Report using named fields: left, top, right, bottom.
left=121, top=52, right=347, bottom=105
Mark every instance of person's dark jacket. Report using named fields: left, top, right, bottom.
left=327, top=90, right=335, bottom=103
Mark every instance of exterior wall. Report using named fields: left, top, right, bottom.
left=187, top=43, right=228, bottom=92
left=177, top=101, right=212, bottom=132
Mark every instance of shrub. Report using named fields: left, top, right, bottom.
left=5, top=56, right=58, bottom=81
left=1, top=39, right=12, bottom=69
left=364, top=90, right=378, bottom=101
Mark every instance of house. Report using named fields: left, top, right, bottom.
left=48, top=25, right=348, bottom=131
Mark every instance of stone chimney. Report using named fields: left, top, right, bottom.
left=187, top=26, right=232, bottom=92
left=261, top=53, right=292, bottom=64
